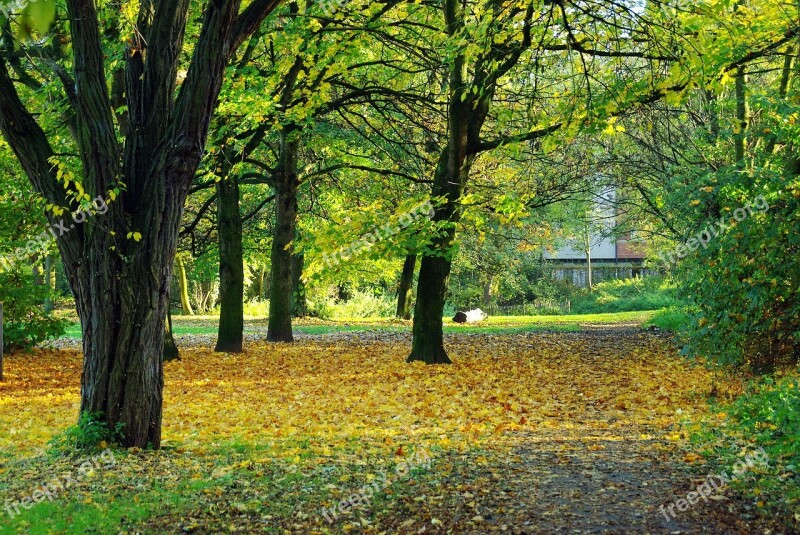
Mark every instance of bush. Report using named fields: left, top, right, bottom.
left=0, top=270, right=66, bottom=352
left=50, top=411, right=126, bottom=451
left=644, top=307, right=692, bottom=332
left=307, top=289, right=395, bottom=320
left=675, top=175, right=800, bottom=373
left=571, top=276, right=682, bottom=314
left=690, top=376, right=800, bottom=530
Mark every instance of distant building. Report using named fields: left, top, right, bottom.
left=543, top=188, right=653, bottom=287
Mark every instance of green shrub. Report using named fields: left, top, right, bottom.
left=644, top=307, right=692, bottom=332
left=690, top=375, right=800, bottom=530
left=571, top=276, right=682, bottom=314
left=674, top=174, right=800, bottom=373
left=0, top=270, right=66, bottom=352
left=307, top=290, right=395, bottom=320
left=50, top=411, right=126, bottom=451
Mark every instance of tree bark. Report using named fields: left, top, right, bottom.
left=396, top=254, right=416, bottom=320
left=408, top=149, right=470, bottom=364
left=215, top=175, right=244, bottom=353
left=267, top=133, right=300, bottom=342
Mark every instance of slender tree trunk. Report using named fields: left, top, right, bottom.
left=267, top=134, right=299, bottom=342
left=258, top=265, right=266, bottom=300
left=396, top=254, right=416, bottom=320
left=481, top=273, right=493, bottom=309
left=291, top=252, right=306, bottom=317
left=32, top=261, right=43, bottom=286
left=215, top=175, right=244, bottom=353
left=44, top=254, right=54, bottom=314
left=176, top=255, right=194, bottom=316
left=163, top=306, right=180, bottom=362
left=584, top=224, right=593, bottom=289
left=734, top=66, right=749, bottom=164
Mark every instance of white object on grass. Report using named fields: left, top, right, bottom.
left=464, top=308, right=488, bottom=323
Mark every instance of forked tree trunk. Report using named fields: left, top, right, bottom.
left=267, top=135, right=299, bottom=342
left=215, top=175, right=244, bottom=353
left=407, top=0, right=530, bottom=364
left=0, top=0, right=280, bottom=448
left=396, top=254, right=416, bottom=320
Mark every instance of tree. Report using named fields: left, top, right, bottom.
left=406, top=0, right=756, bottom=363
left=395, top=254, right=416, bottom=320
left=0, top=0, right=281, bottom=447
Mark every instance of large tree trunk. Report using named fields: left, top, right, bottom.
left=215, top=175, right=244, bottom=353
left=407, top=0, right=503, bottom=364
left=396, top=254, right=416, bottom=320
left=410, top=253, right=453, bottom=364
left=76, top=228, right=176, bottom=449
left=408, top=149, right=471, bottom=364
left=267, top=135, right=299, bottom=342
left=0, top=0, right=279, bottom=447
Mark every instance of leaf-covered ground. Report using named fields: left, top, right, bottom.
left=0, top=329, right=780, bottom=533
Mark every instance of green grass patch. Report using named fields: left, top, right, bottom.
left=571, top=277, right=683, bottom=314
left=643, top=307, right=693, bottom=332
left=0, top=440, right=442, bottom=534
left=60, top=311, right=658, bottom=341
left=688, top=374, right=800, bottom=531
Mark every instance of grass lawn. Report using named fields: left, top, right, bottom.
left=60, top=310, right=659, bottom=339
